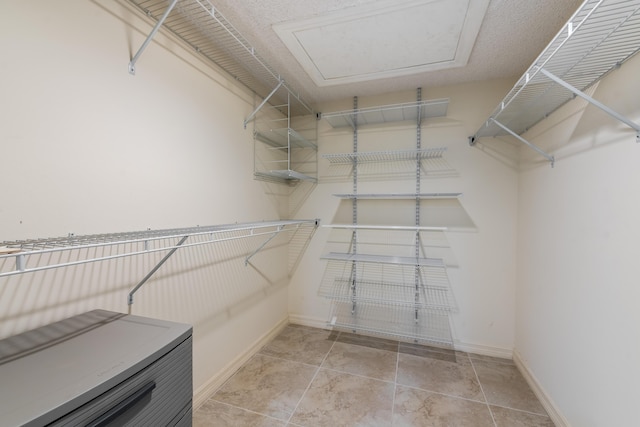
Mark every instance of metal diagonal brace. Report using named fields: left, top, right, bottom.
left=489, top=118, right=555, bottom=167
left=128, top=234, right=189, bottom=305
left=244, top=225, right=284, bottom=265
left=128, top=0, right=179, bottom=75
left=539, top=68, right=640, bottom=142
left=243, top=80, right=285, bottom=128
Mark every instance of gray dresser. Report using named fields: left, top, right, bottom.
left=0, top=310, right=192, bottom=426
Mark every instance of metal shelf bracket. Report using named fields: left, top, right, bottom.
left=244, top=80, right=285, bottom=129
left=244, top=224, right=284, bottom=266
left=128, top=235, right=189, bottom=305
left=128, top=0, right=179, bottom=75
left=539, top=68, right=640, bottom=143
left=488, top=118, right=555, bottom=167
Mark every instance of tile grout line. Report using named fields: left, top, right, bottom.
left=391, top=341, right=400, bottom=426
left=206, top=399, right=291, bottom=425
left=284, top=330, right=340, bottom=425
left=469, top=355, right=498, bottom=427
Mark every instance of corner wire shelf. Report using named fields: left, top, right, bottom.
left=322, top=99, right=449, bottom=128
left=127, top=0, right=313, bottom=119
left=0, top=219, right=319, bottom=304
left=254, top=128, right=317, bottom=150
left=470, top=0, right=640, bottom=166
left=323, top=225, right=448, bottom=232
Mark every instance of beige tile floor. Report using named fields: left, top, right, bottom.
left=194, top=324, right=554, bottom=426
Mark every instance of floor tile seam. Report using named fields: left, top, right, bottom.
left=285, top=336, right=338, bottom=424
left=256, top=351, right=326, bottom=369
left=333, top=340, right=402, bottom=356
left=468, top=354, right=498, bottom=427
left=318, top=365, right=396, bottom=385
left=488, top=402, right=551, bottom=417
left=395, top=383, right=490, bottom=406
left=391, top=345, right=400, bottom=424
left=208, top=398, right=289, bottom=423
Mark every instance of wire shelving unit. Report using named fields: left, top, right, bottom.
left=470, top=0, right=640, bottom=165
left=319, top=90, right=459, bottom=345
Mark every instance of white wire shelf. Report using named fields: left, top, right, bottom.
left=333, top=193, right=461, bottom=199
left=328, top=301, right=454, bottom=346
left=254, top=128, right=317, bottom=150
left=320, top=279, right=455, bottom=311
left=254, top=170, right=317, bottom=183
left=321, top=252, right=445, bottom=268
left=128, top=0, right=312, bottom=116
left=0, top=219, right=319, bottom=279
left=473, top=0, right=640, bottom=141
left=323, top=224, right=448, bottom=231
left=323, top=148, right=446, bottom=165
left=322, top=99, right=449, bottom=128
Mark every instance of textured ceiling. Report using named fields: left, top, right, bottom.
left=198, top=0, right=584, bottom=105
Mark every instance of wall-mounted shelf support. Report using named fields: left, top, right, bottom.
left=482, top=118, right=556, bottom=167
left=244, top=80, right=285, bottom=129
left=128, top=0, right=179, bottom=75
left=128, top=234, right=189, bottom=305
left=244, top=224, right=284, bottom=266
left=539, top=68, right=640, bottom=143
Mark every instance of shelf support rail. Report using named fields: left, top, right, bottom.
left=128, top=235, right=189, bottom=305
left=128, top=0, right=179, bottom=75
left=539, top=68, right=640, bottom=142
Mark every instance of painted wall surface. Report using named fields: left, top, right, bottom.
left=516, top=53, right=640, bottom=425
left=289, top=80, right=520, bottom=357
left=0, top=0, right=292, bottom=397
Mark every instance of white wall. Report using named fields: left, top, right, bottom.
left=289, top=80, right=520, bottom=356
left=0, top=0, right=291, bottom=399
left=516, top=54, right=640, bottom=425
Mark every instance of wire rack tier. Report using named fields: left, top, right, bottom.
left=328, top=301, right=454, bottom=347
left=322, top=99, right=449, bottom=128
left=254, top=128, right=317, bottom=150
left=321, top=252, right=445, bottom=268
left=322, top=148, right=446, bottom=165
left=332, top=193, right=461, bottom=199
left=0, top=219, right=318, bottom=278
left=319, top=260, right=456, bottom=311
left=473, top=0, right=640, bottom=142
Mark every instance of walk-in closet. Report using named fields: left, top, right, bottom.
left=1, top=0, right=639, bottom=425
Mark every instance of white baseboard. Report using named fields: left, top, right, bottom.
left=288, top=313, right=330, bottom=330
left=192, top=316, right=289, bottom=410
left=513, top=349, right=569, bottom=427
left=454, top=340, right=513, bottom=359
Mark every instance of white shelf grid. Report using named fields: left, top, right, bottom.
left=318, top=259, right=456, bottom=311
left=0, top=220, right=318, bottom=278
left=328, top=301, right=454, bottom=347
left=321, top=252, right=445, bottom=267
left=323, top=147, right=446, bottom=164
left=254, top=128, right=317, bottom=150
left=322, top=148, right=455, bottom=180
left=332, top=193, right=461, bottom=199
left=129, top=0, right=312, bottom=116
left=322, top=99, right=449, bottom=129
left=254, top=170, right=317, bottom=182
left=474, top=0, right=640, bottom=140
